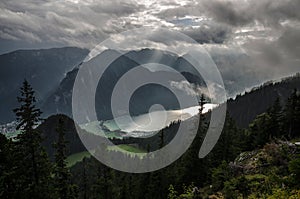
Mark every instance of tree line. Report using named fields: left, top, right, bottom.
left=0, top=80, right=77, bottom=198
left=1, top=80, right=300, bottom=198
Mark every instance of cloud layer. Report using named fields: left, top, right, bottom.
left=0, top=0, right=299, bottom=90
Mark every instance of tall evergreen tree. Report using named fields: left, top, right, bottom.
left=212, top=114, right=241, bottom=163
left=53, top=117, right=77, bottom=199
left=0, top=134, right=19, bottom=198
left=159, top=129, right=165, bottom=148
left=13, top=80, right=53, bottom=198
left=178, top=94, right=209, bottom=186
left=248, top=112, right=272, bottom=148
left=284, top=89, right=300, bottom=139
left=81, top=159, right=88, bottom=199
left=268, top=97, right=283, bottom=138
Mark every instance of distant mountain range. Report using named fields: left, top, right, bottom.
left=39, top=48, right=262, bottom=123
left=42, top=49, right=206, bottom=122
left=0, top=47, right=89, bottom=123
left=0, top=47, right=297, bottom=125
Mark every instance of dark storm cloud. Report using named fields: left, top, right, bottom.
left=0, top=0, right=144, bottom=52
left=181, top=24, right=232, bottom=44
left=245, top=25, right=300, bottom=75
left=141, top=23, right=231, bottom=45
left=201, top=0, right=300, bottom=27
left=154, top=0, right=300, bottom=82
left=191, top=0, right=300, bottom=82
left=202, top=1, right=253, bottom=26
left=277, top=26, right=300, bottom=59
left=0, top=0, right=299, bottom=88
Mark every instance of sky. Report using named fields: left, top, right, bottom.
left=0, top=0, right=299, bottom=82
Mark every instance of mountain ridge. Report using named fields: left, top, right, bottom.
left=0, top=47, right=89, bottom=123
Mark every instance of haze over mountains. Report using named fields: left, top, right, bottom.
left=0, top=47, right=297, bottom=125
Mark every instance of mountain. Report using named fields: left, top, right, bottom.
left=227, top=73, right=300, bottom=127
left=4, top=47, right=298, bottom=125
left=42, top=49, right=206, bottom=122
left=0, top=47, right=89, bottom=123
left=41, top=48, right=271, bottom=122
left=126, top=49, right=266, bottom=97
left=125, top=48, right=178, bottom=67
left=36, top=74, right=300, bottom=160
left=38, top=114, right=86, bottom=159
left=38, top=114, right=109, bottom=159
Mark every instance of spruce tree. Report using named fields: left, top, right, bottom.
left=284, top=89, right=300, bottom=139
left=53, top=117, right=77, bottom=199
left=159, top=129, right=165, bottom=148
left=248, top=112, right=272, bottom=148
left=178, top=94, right=208, bottom=186
left=268, top=97, right=283, bottom=138
left=212, top=114, right=241, bottom=163
left=13, top=80, right=53, bottom=198
left=0, top=134, right=18, bottom=198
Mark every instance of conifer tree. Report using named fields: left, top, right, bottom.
left=268, top=97, right=283, bottom=138
left=212, top=114, right=241, bottom=163
left=53, top=117, right=77, bottom=199
left=284, top=89, right=300, bottom=139
left=248, top=112, right=272, bottom=148
left=0, top=134, right=18, bottom=198
left=178, top=94, right=208, bottom=186
left=159, top=129, right=165, bottom=148
left=13, top=80, right=53, bottom=198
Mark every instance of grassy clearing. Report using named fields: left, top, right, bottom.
left=107, top=144, right=146, bottom=153
left=66, top=151, right=92, bottom=167
left=3, top=130, right=22, bottom=140
left=107, top=144, right=147, bottom=158
left=66, top=144, right=146, bottom=167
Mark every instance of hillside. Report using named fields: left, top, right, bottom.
left=2, top=72, right=300, bottom=199
left=0, top=47, right=89, bottom=123
left=41, top=49, right=206, bottom=121
left=40, top=48, right=262, bottom=121
left=228, top=74, right=300, bottom=127
left=38, top=114, right=87, bottom=159
left=37, top=73, right=300, bottom=159
left=64, top=82, right=300, bottom=199
left=207, top=140, right=300, bottom=198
